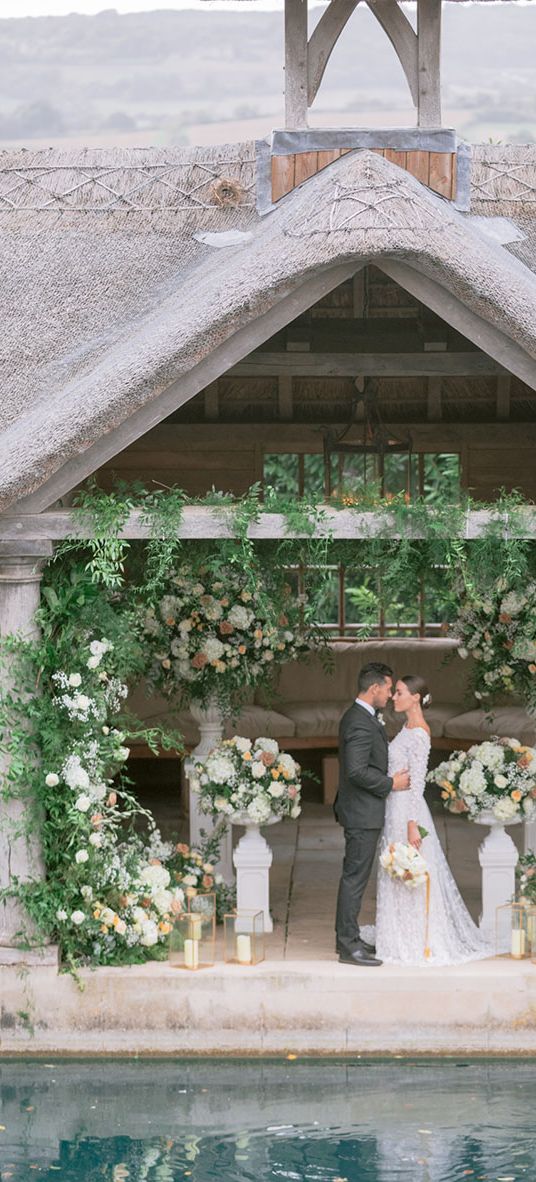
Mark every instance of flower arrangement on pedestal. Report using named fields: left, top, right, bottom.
left=428, top=738, right=536, bottom=822
left=453, top=578, right=536, bottom=712
left=190, top=736, right=302, bottom=824
left=144, top=556, right=317, bottom=714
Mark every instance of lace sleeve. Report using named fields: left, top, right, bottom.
left=397, top=729, right=431, bottom=826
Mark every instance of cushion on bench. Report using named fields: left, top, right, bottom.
left=444, top=707, right=536, bottom=746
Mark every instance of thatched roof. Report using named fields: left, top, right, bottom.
left=1, top=141, right=535, bottom=513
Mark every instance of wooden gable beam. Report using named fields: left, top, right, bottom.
left=307, top=0, right=361, bottom=107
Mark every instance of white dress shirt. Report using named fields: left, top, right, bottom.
left=355, top=697, right=376, bottom=717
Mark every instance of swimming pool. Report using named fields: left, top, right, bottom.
left=0, top=1058, right=535, bottom=1181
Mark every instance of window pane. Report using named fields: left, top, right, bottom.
left=303, top=453, right=326, bottom=498
left=263, top=453, right=299, bottom=496
left=306, top=566, right=340, bottom=628
left=382, top=587, right=420, bottom=637
left=344, top=569, right=379, bottom=632
left=423, top=454, right=460, bottom=502
left=383, top=453, right=419, bottom=498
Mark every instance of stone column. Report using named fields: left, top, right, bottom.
left=0, top=541, right=58, bottom=965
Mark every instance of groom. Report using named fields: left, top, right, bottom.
left=334, top=662, right=410, bottom=967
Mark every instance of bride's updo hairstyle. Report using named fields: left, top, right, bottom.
left=401, top=674, right=432, bottom=710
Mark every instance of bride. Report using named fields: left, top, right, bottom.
left=365, top=675, right=492, bottom=967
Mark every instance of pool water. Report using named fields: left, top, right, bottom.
left=0, top=1059, right=535, bottom=1182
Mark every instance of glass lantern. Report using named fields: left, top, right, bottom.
left=496, top=899, right=533, bottom=959
left=224, top=910, right=265, bottom=966
left=169, top=893, right=216, bottom=970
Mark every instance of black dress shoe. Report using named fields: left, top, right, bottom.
left=336, top=938, right=376, bottom=956
left=339, top=946, right=383, bottom=968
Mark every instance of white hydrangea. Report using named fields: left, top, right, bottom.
left=205, top=753, right=235, bottom=784
left=232, top=736, right=252, bottom=753
left=203, top=637, right=225, bottom=662
left=56, top=908, right=68, bottom=921
left=251, top=761, right=267, bottom=779
left=68, top=673, right=82, bottom=688
left=247, top=797, right=272, bottom=823
left=138, top=864, right=171, bottom=893
left=63, top=756, right=90, bottom=791
left=80, top=885, right=93, bottom=901
left=500, top=591, right=526, bottom=616
left=477, top=743, right=505, bottom=772
left=493, top=797, right=519, bottom=821
left=153, top=889, right=173, bottom=915
left=459, top=763, right=487, bottom=798
left=70, top=910, right=85, bottom=925
left=228, top=604, right=254, bottom=630
left=278, top=753, right=297, bottom=777
left=268, top=782, right=284, bottom=798
left=140, top=920, right=159, bottom=947
left=45, top=773, right=59, bottom=788
left=255, top=738, right=279, bottom=756
left=75, top=849, right=89, bottom=864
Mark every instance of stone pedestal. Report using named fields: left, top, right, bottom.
left=0, top=542, right=58, bottom=965
left=233, top=820, right=276, bottom=933
left=476, top=811, right=519, bottom=946
left=186, top=701, right=233, bottom=883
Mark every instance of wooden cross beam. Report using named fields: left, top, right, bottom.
left=284, top=0, right=442, bottom=129
left=1, top=508, right=536, bottom=542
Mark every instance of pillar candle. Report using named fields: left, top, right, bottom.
left=184, top=938, right=199, bottom=969
left=236, top=934, right=252, bottom=964
left=511, top=928, right=526, bottom=958
left=188, top=913, right=203, bottom=939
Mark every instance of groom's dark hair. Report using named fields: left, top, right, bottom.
left=358, top=662, right=394, bottom=693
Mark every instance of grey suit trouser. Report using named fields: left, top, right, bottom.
left=335, top=826, right=382, bottom=955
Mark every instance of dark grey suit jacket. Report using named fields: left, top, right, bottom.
left=334, top=701, right=393, bottom=829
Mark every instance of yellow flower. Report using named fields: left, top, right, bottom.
left=100, top=924, right=109, bottom=934
left=242, top=751, right=252, bottom=761
left=159, top=921, right=172, bottom=935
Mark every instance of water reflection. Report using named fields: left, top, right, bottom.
left=0, top=1059, right=535, bottom=1181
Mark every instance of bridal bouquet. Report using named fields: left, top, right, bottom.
left=189, top=735, right=302, bottom=824
left=428, top=738, right=536, bottom=822
left=380, top=840, right=429, bottom=888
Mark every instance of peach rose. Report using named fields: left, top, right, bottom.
left=202, top=875, right=214, bottom=889
left=107, top=791, right=117, bottom=807
left=219, top=621, right=234, bottom=635
left=238, top=645, right=247, bottom=655
left=90, top=813, right=103, bottom=827
left=511, top=789, right=523, bottom=802
left=175, top=842, right=190, bottom=856
left=191, top=652, right=208, bottom=669
left=261, top=751, right=276, bottom=767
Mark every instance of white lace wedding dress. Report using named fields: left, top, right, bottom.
left=363, top=725, right=492, bottom=966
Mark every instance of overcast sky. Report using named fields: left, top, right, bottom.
left=0, top=0, right=533, bottom=15
left=0, top=1, right=290, bottom=14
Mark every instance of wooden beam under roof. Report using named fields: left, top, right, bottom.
left=230, top=353, right=507, bottom=378
left=1, top=507, right=536, bottom=542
